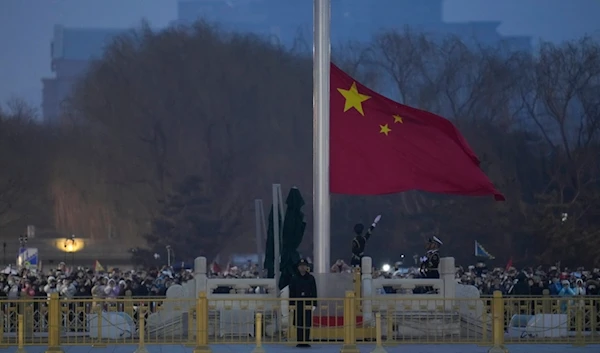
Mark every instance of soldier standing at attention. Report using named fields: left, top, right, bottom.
left=289, top=259, right=317, bottom=348
left=350, top=215, right=382, bottom=267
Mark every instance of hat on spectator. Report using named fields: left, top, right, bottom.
left=297, top=258, right=309, bottom=266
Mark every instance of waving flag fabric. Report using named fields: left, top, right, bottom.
left=474, top=241, right=495, bottom=259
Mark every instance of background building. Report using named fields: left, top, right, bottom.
left=42, top=25, right=126, bottom=124
left=42, top=0, right=531, bottom=123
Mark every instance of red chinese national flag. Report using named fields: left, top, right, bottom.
left=330, top=63, right=504, bottom=201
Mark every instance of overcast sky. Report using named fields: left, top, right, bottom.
left=1, top=0, right=599, bottom=110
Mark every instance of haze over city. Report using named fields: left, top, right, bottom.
left=1, top=0, right=599, bottom=110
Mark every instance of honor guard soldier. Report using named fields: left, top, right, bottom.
left=351, top=215, right=382, bottom=267
left=420, top=236, right=443, bottom=279
left=289, top=258, right=317, bottom=347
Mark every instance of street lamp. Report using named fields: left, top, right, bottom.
left=165, top=246, right=172, bottom=267
left=64, top=235, right=76, bottom=266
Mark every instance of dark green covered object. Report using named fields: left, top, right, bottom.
left=279, top=187, right=306, bottom=290
left=263, top=206, right=280, bottom=279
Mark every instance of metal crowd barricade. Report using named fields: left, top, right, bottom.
left=0, top=291, right=596, bottom=350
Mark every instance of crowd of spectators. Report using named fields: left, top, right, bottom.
left=0, top=263, right=194, bottom=299
left=330, top=259, right=600, bottom=297
left=454, top=263, right=599, bottom=297
left=3, top=258, right=598, bottom=299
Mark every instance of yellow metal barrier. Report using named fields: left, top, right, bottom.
left=194, top=292, right=210, bottom=353
left=370, top=312, right=387, bottom=353
left=341, top=291, right=360, bottom=353
left=251, top=313, right=265, bottom=353
left=16, top=314, right=25, bottom=353
left=47, top=293, right=63, bottom=353
left=489, top=291, right=508, bottom=353
left=134, top=309, right=148, bottom=353
left=353, top=268, right=362, bottom=314
left=0, top=293, right=597, bottom=349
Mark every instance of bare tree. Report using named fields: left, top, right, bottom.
left=62, top=21, right=314, bottom=250
left=0, top=102, right=50, bottom=234
left=520, top=38, right=600, bottom=264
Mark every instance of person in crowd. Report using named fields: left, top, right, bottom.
left=574, top=279, right=586, bottom=295
left=330, top=259, right=351, bottom=273
left=558, top=279, right=576, bottom=312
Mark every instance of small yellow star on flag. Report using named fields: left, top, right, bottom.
left=379, top=124, right=391, bottom=136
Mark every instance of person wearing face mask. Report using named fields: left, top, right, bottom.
left=91, top=278, right=106, bottom=299
left=104, top=279, right=119, bottom=299
left=22, top=281, right=36, bottom=297
left=548, top=277, right=562, bottom=295
left=60, top=279, right=77, bottom=298
left=558, top=279, right=575, bottom=313
left=44, top=277, right=59, bottom=298
left=574, top=279, right=586, bottom=295
left=6, top=277, right=20, bottom=299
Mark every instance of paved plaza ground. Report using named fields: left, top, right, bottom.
left=5, top=344, right=598, bottom=353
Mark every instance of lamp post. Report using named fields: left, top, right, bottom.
left=165, top=246, right=172, bottom=267
left=70, top=235, right=76, bottom=265
left=18, top=234, right=28, bottom=268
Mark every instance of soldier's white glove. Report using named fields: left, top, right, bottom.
left=312, top=306, right=316, bottom=312
left=372, top=215, right=381, bottom=227
left=420, top=256, right=428, bottom=262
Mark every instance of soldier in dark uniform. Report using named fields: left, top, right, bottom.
left=350, top=215, right=381, bottom=267
left=289, top=258, right=317, bottom=348
left=420, top=236, right=442, bottom=279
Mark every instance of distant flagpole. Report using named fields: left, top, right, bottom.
left=313, top=0, right=331, bottom=274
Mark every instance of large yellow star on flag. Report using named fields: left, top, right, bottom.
left=337, top=82, right=371, bottom=116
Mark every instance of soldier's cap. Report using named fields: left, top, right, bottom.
left=297, top=258, right=309, bottom=266
left=430, top=236, right=443, bottom=245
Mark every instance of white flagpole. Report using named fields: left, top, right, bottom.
left=313, top=0, right=331, bottom=274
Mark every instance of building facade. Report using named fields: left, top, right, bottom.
left=42, top=0, right=531, bottom=123
left=42, top=25, right=126, bottom=124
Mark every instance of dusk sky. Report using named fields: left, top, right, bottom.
left=1, top=0, right=599, bottom=112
